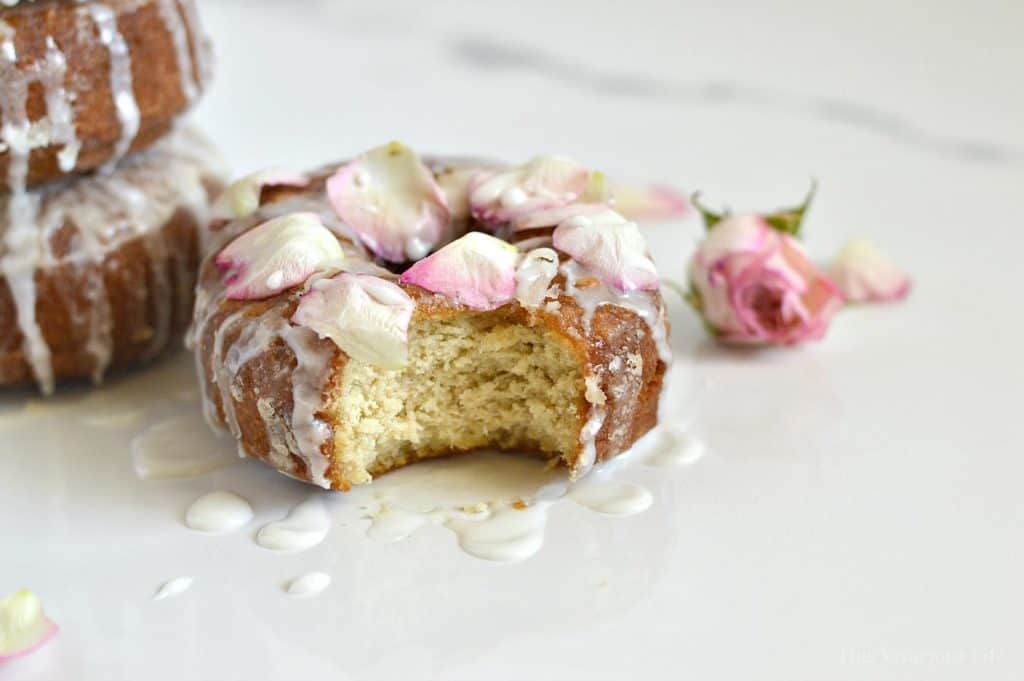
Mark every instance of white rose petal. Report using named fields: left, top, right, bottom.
left=552, top=209, right=659, bottom=292
left=830, top=238, right=911, bottom=303
left=211, top=168, right=310, bottom=221
left=0, top=589, right=58, bottom=660
left=292, top=273, right=415, bottom=370
left=215, top=212, right=345, bottom=300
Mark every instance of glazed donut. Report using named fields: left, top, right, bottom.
left=193, top=143, right=670, bottom=490
left=0, top=0, right=211, bottom=189
left=0, top=127, right=226, bottom=392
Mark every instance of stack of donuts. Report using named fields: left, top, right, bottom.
left=0, top=0, right=226, bottom=393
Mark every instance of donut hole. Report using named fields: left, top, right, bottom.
left=329, top=313, right=583, bottom=485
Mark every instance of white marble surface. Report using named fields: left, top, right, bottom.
left=2, top=1, right=1023, bottom=679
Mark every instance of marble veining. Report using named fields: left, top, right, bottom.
left=450, top=36, right=1023, bottom=167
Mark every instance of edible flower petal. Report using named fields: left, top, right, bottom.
left=829, top=238, right=911, bottom=304
left=211, top=168, right=311, bottom=221
left=610, top=184, right=689, bottom=222
left=0, top=589, right=58, bottom=661
left=469, top=155, right=590, bottom=226
left=215, top=212, right=345, bottom=300
left=292, top=273, right=415, bottom=370
left=326, top=141, right=451, bottom=263
left=552, top=209, right=659, bottom=292
left=400, top=232, right=519, bottom=310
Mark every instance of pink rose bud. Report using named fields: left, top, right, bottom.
left=0, top=589, right=58, bottom=661
left=830, top=238, right=911, bottom=304
left=687, top=214, right=842, bottom=345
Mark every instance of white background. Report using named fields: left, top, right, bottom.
left=2, top=1, right=1023, bottom=679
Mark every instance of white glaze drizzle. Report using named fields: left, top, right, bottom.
left=40, top=37, right=81, bottom=173
left=156, top=0, right=197, bottom=102
left=576, top=402, right=607, bottom=473
left=1, top=24, right=53, bottom=391
left=89, top=4, right=140, bottom=163
left=556, top=258, right=672, bottom=475
left=560, top=259, right=672, bottom=365
left=207, top=309, right=248, bottom=439
left=176, top=0, right=211, bottom=89
left=278, top=323, right=334, bottom=487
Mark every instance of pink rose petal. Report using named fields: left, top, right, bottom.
left=830, top=238, right=911, bottom=303
left=211, top=168, right=311, bottom=221
left=326, top=142, right=451, bottom=263
left=215, top=212, right=345, bottom=300
left=399, top=232, right=519, bottom=310
left=552, top=209, right=659, bottom=292
left=0, top=589, right=58, bottom=661
left=610, top=184, right=689, bottom=222
left=511, top=202, right=608, bottom=233
left=469, top=155, right=590, bottom=226
left=292, top=273, right=414, bottom=370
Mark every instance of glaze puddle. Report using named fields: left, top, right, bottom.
left=153, top=577, right=193, bottom=601
left=322, top=449, right=661, bottom=562
left=128, top=362, right=704, bottom=566
left=364, top=506, right=428, bottom=543
left=185, top=491, right=253, bottom=533
left=641, top=427, right=707, bottom=468
left=568, top=479, right=653, bottom=515
left=79, top=407, right=148, bottom=429
left=131, top=414, right=238, bottom=480
left=443, top=501, right=553, bottom=562
left=256, top=495, right=331, bottom=552
left=286, top=572, right=331, bottom=597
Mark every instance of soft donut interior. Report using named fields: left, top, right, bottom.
left=330, top=312, right=583, bottom=485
